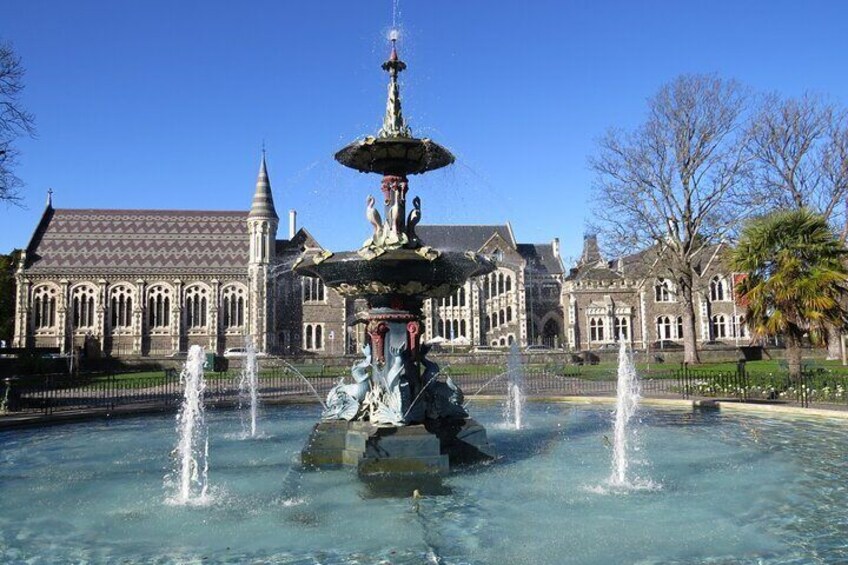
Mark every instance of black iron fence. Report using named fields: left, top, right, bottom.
left=676, top=363, right=848, bottom=408
left=2, top=362, right=847, bottom=419
left=0, top=368, right=341, bottom=417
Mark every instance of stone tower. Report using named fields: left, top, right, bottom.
left=247, top=152, right=279, bottom=353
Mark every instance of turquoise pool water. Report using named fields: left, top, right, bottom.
left=1, top=403, right=846, bottom=563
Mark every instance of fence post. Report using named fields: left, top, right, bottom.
left=737, top=360, right=747, bottom=401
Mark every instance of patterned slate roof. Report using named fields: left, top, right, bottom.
left=26, top=208, right=250, bottom=276
left=416, top=224, right=515, bottom=252
left=517, top=243, right=564, bottom=275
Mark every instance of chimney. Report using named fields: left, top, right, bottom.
left=288, top=209, right=297, bottom=239
left=552, top=237, right=560, bottom=259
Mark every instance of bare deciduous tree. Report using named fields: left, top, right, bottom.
left=0, top=40, right=36, bottom=203
left=590, top=74, right=753, bottom=364
left=747, top=93, right=848, bottom=357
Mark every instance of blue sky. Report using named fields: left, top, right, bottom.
left=2, top=0, right=848, bottom=262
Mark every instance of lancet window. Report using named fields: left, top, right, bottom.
left=615, top=316, right=629, bottom=341
left=303, top=323, right=324, bottom=350
left=147, top=285, right=172, bottom=330
left=711, top=315, right=727, bottom=339
left=72, top=285, right=97, bottom=329
left=109, top=285, right=134, bottom=330
left=222, top=285, right=246, bottom=330
left=303, top=277, right=325, bottom=303
left=710, top=276, right=727, bottom=302
left=654, top=278, right=675, bottom=302
left=589, top=317, right=604, bottom=342
left=656, top=316, right=673, bottom=340
left=32, top=285, right=58, bottom=330
left=185, top=285, right=209, bottom=329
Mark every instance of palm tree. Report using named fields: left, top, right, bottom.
left=730, top=209, right=848, bottom=380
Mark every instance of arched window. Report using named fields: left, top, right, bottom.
left=654, top=278, right=674, bottom=302
left=438, top=319, right=446, bottom=337
left=184, top=285, right=208, bottom=329
left=710, top=276, right=726, bottom=302
left=222, top=285, right=246, bottom=330
left=303, top=277, right=325, bottom=303
left=589, top=317, right=604, bottom=342
left=460, top=320, right=467, bottom=337
left=676, top=316, right=684, bottom=339
left=499, top=337, right=506, bottom=346
left=506, top=306, right=513, bottom=323
left=109, top=285, right=134, bottom=330
left=32, top=285, right=58, bottom=330
left=498, top=273, right=505, bottom=295
left=733, top=315, right=748, bottom=338
left=711, top=315, right=727, bottom=339
left=508, top=335, right=514, bottom=345
left=656, top=316, right=672, bottom=340
left=315, top=325, right=323, bottom=349
left=615, top=317, right=629, bottom=341
left=72, top=285, right=97, bottom=329
left=305, top=324, right=313, bottom=349
left=147, top=285, right=172, bottom=330
left=452, top=320, right=459, bottom=339
left=506, top=275, right=512, bottom=292
left=499, top=310, right=505, bottom=326
left=459, top=287, right=466, bottom=308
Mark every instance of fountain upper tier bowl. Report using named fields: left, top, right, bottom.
left=294, top=248, right=493, bottom=299
left=334, top=135, right=455, bottom=176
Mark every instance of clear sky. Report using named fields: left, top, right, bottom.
left=2, top=0, right=847, bottom=263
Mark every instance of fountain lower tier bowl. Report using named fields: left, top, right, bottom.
left=294, top=249, right=494, bottom=299
left=334, top=136, right=455, bottom=175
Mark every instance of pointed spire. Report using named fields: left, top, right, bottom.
left=249, top=151, right=279, bottom=220
left=378, top=36, right=411, bottom=139
left=46, top=188, right=53, bottom=208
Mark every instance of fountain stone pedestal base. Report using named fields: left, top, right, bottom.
left=301, top=418, right=495, bottom=476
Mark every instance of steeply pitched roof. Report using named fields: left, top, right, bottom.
left=568, top=240, right=728, bottom=282
left=517, top=243, right=564, bottom=275
left=249, top=153, right=279, bottom=220
left=416, top=224, right=515, bottom=252
left=25, top=209, right=250, bottom=275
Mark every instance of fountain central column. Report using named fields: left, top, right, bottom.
left=361, top=294, right=425, bottom=425
left=380, top=175, right=409, bottom=239
left=297, top=33, right=496, bottom=476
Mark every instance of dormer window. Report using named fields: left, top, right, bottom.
left=654, top=278, right=675, bottom=303
left=491, top=248, right=504, bottom=263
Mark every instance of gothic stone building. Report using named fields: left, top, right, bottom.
left=13, top=156, right=565, bottom=357
left=563, top=235, right=748, bottom=351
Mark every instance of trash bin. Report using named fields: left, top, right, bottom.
left=205, top=352, right=216, bottom=371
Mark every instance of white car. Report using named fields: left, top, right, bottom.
left=223, top=347, right=267, bottom=358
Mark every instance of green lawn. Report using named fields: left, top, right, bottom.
left=12, top=356, right=848, bottom=387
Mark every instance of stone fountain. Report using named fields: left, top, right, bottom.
left=297, top=34, right=496, bottom=476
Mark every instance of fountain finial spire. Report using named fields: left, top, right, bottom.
left=378, top=33, right=411, bottom=139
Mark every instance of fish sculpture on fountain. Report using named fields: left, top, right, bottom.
left=322, top=344, right=373, bottom=421
left=297, top=32, right=496, bottom=475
